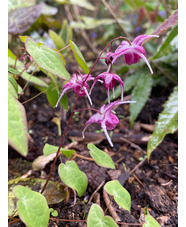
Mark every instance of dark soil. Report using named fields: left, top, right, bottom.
left=8, top=82, right=178, bottom=227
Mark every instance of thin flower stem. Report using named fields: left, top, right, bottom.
left=41, top=36, right=131, bottom=194
left=57, top=44, right=70, bottom=52
left=21, top=90, right=46, bottom=105
left=16, top=61, right=33, bottom=78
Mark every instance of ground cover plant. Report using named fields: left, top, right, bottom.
left=8, top=0, right=178, bottom=226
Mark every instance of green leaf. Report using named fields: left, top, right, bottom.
left=104, top=180, right=131, bottom=213
left=13, top=185, right=50, bottom=227
left=8, top=49, right=16, bottom=59
left=49, top=208, right=58, bottom=217
left=46, top=82, right=68, bottom=110
left=59, top=19, right=68, bottom=44
left=8, top=92, right=28, bottom=156
left=143, top=215, right=161, bottom=227
left=25, top=37, right=70, bottom=80
left=108, top=72, right=140, bottom=102
left=41, top=2, right=58, bottom=16
left=87, top=204, right=118, bottom=227
left=8, top=177, right=67, bottom=217
left=152, top=25, right=178, bottom=59
left=8, top=3, right=43, bottom=35
left=21, top=71, right=48, bottom=87
left=58, top=161, right=88, bottom=197
left=43, top=143, right=75, bottom=158
left=130, top=73, right=153, bottom=127
left=49, top=29, right=66, bottom=50
left=8, top=0, right=35, bottom=12
left=69, top=40, right=89, bottom=74
left=147, top=86, right=178, bottom=159
left=56, top=0, right=95, bottom=10
left=61, top=149, right=75, bottom=158
left=87, top=143, right=115, bottom=169
left=19, top=35, right=30, bottom=43
left=8, top=81, right=18, bottom=98
left=8, top=66, right=20, bottom=75
left=8, top=74, right=18, bottom=93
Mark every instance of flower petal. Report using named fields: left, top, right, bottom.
left=132, top=49, right=153, bottom=74
left=133, top=34, right=159, bottom=46
left=101, top=123, right=113, bottom=147
left=55, top=86, right=71, bottom=107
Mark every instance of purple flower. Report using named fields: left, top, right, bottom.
left=105, top=35, right=159, bottom=74
left=89, top=72, right=124, bottom=103
left=55, top=73, right=94, bottom=107
left=82, top=100, right=136, bottom=147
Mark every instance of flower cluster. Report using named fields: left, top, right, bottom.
left=56, top=35, right=158, bottom=146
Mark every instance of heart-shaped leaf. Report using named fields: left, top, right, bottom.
left=13, top=185, right=50, bottom=227
left=104, top=180, right=131, bottom=213
left=8, top=177, right=67, bottom=217
left=147, top=86, right=178, bottom=159
left=130, top=73, right=152, bottom=127
left=43, top=143, right=75, bottom=158
left=88, top=143, right=115, bottom=169
left=69, top=40, right=89, bottom=74
left=8, top=92, right=28, bottom=156
left=87, top=204, right=118, bottom=227
left=25, top=38, right=70, bottom=80
left=58, top=161, right=88, bottom=197
left=8, top=3, right=43, bottom=35
left=143, top=215, right=161, bottom=227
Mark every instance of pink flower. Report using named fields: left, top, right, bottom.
left=82, top=100, right=136, bottom=147
left=55, top=73, right=94, bottom=107
left=105, top=35, right=159, bottom=74
left=89, top=72, right=124, bottom=103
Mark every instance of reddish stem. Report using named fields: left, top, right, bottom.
left=41, top=36, right=131, bottom=194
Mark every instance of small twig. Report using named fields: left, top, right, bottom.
left=72, top=153, right=94, bottom=161
left=16, top=61, right=33, bottom=78
left=103, top=189, right=128, bottom=227
left=129, top=158, right=147, bottom=176
left=120, top=137, right=146, bottom=154
left=18, top=64, right=38, bottom=99
left=101, top=0, right=132, bottom=40
left=21, top=90, right=46, bottom=105
left=88, top=180, right=105, bottom=204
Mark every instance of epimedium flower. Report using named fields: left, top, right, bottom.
left=55, top=73, right=94, bottom=107
left=105, top=34, right=159, bottom=74
left=82, top=100, right=136, bottom=147
left=89, top=72, right=124, bottom=103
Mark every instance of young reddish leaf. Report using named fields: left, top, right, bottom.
left=153, top=10, right=178, bottom=36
